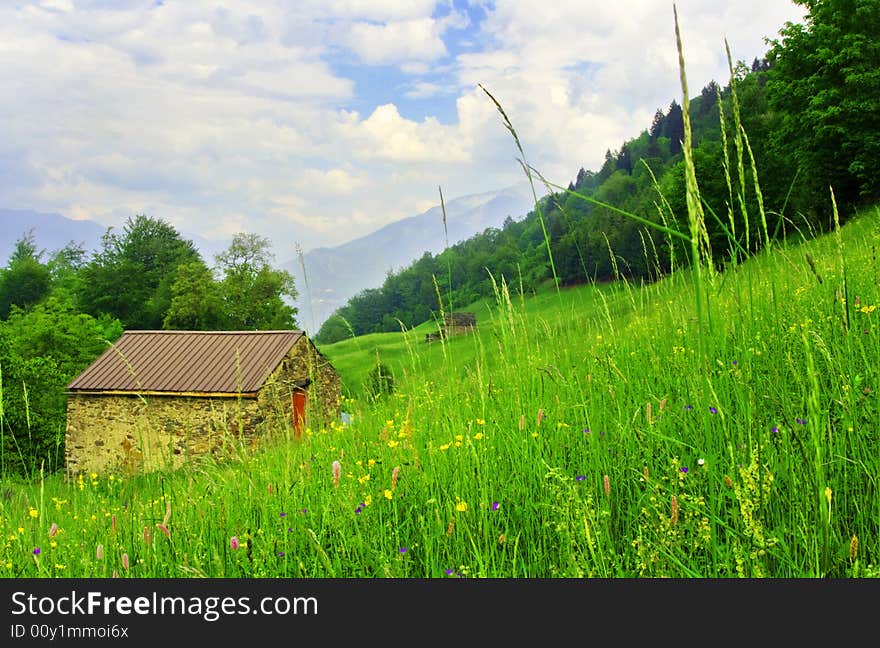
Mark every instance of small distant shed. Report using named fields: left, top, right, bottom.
left=65, top=330, right=341, bottom=475
left=426, top=312, right=477, bottom=342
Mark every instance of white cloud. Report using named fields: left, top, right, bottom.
left=342, top=18, right=448, bottom=65
left=0, top=0, right=808, bottom=255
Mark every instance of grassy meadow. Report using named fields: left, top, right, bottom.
left=1, top=198, right=878, bottom=578
left=1, top=22, right=878, bottom=578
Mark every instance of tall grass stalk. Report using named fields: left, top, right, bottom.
left=479, top=84, right=560, bottom=295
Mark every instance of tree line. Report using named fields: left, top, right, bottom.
left=316, top=0, right=879, bottom=344
left=0, top=217, right=298, bottom=476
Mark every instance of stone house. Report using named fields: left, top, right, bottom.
left=65, top=330, right=341, bottom=475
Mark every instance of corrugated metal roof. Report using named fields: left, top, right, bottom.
left=67, top=330, right=305, bottom=394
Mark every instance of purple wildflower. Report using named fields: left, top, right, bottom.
left=732, top=360, right=738, bottom=366
left=575, top=475, right=586, bottom=481
left=680, top=467, right=688, bottom=474
left=288, top=527, right=293, bottom=533
left=684, top=404, right=694, bottom=411
left=300, top=508, right=308, bottom=514
left=709, top=407, right=717, bottom=414
left=33, top=547, right=41, bottom=556
left=278, top=551, right=285, bottom=557
left=280, top=512, right=287, bottom=518
left=583, top=428, right=591, bottom=434
left=399, top=547, right=408, bottom=554
left=796, top=418, right=807, bottom=425
left=445, top=568, right=455, bottom=576
left=491, top=501, right=500, bottom=511
left=771, top=426, right=779, bottom=434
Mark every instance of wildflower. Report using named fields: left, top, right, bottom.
left=301, top=508, right=308, bottom=514
left=473, top=432, right=484, bottom=440
left=230, top=536, right=240, bottom=550
left=684, top=404, right=694, bottom=411
left=398, top=547, right=408, bottom=554
left=33, top=547, right=41, bottom=556
left=384, top=489, right=393, bottom=500
left=498, top=534, right=506, bottom=544
left=332, top=460, right=341, bottom=488
left=445, top=568, right=455, bottom=576
left=771, top=426, right=779, bottom=434
left=387, top=440, right=399, bottom=448
left=28, top=508, right=38, bottom=519
left=48, top=523, right=58, bottom=538
left=96, top=544, right=104, bottom=560
left=709, top=407, right=717, bottom=415
left=697, top=458, right=705, bottom=466
left=278, top=551, right=285, bottom=557
left=603, top=474, right=611, bottom=497
left=280, top=512, right=287, bottom=518
left=391, top=466, right=400, bottom=491
left=455, top=500, right=468, bottom=512
left=575, top=475, right=586, bottom=482
left=796, top=418, right=807, bottom=426
left=121, top=553, right=130, bottom=571
left=583, top=428, right=590, bottom=435
left=825, top=486, right=833, bottom=523
left=680, top=467, right=688, bottom=474
left=491, top=501, right=500, bottom=511
left=476, top=418, right=485, bottom=426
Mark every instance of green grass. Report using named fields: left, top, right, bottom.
left=2, top=18, right=878, bottom=577
left=1, top=205, right=878, bottom=578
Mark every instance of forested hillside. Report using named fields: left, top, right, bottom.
left=316, top=0, right=880, bottom=343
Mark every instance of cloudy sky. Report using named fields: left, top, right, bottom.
left=1, top=0, right=807, bottom=259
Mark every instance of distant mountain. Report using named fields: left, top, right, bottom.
left=0, top=208, right=229, bottom=267
left=0, top=209, right=107, bottom=264
left=284, top=183, right=537, bottom=333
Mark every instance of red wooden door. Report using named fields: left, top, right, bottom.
left=292, top=390, right=307, bottom=438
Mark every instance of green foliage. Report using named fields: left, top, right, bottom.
left=365, top=362, right=394, bottom=400
left=0, top=300, right=122, bottom=477
left=0, top=233, right=51, bottom=319
left=163, top=260, right=226, bottom=330
left=78, top=215, right=202, bottom=329
left=213, top=233, right=299, bottom=330
left=765, top=0, right=880, bottom=212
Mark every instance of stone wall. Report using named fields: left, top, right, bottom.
left=65, top=336, right=342, bottom=475
left=65, top=393, right=264, bottom=475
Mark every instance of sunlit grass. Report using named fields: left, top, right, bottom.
left=1, top=9, right=878, bottom=578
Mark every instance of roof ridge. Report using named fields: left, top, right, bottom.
left=123, top=330, right=304, bottom=335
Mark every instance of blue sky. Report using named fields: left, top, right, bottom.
left=0, top=0, right=807, bottom=257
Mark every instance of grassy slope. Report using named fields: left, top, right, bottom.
left=2, top=205, right=878, bottom=578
